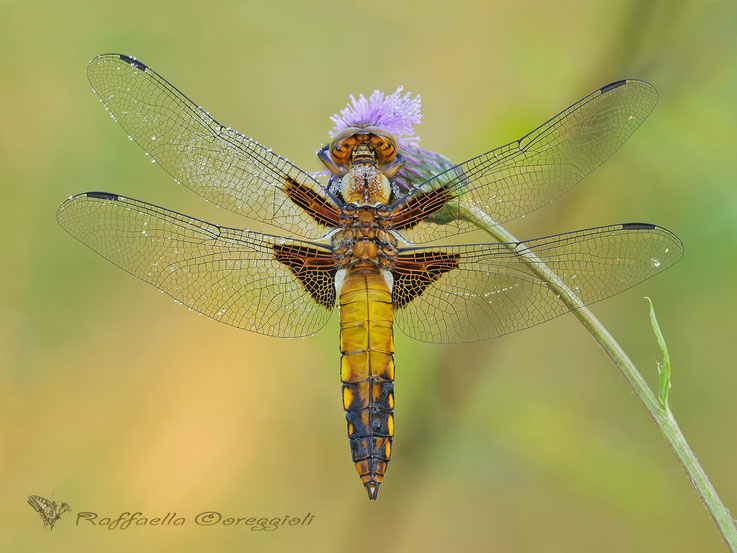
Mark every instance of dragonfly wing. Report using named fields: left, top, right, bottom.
left=57, top=192, right=336, bottom=338
left=392, top=80, right=658, bottom=243
left=87, top=54, right=339, bottom=240
left=393, top=223, right=682, bottom=343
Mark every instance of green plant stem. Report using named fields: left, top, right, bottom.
left=460, top=202, right=737, bottom=551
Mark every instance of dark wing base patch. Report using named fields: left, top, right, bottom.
left=273, top=244, right=337, bottom=308
left=385, top=185, right=452, bottom=231
left=392, top=251, right=460, bottom=309
left=284, top=177, right=342, bottom=228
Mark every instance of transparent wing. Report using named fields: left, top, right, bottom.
left=394, top=223, right=682, bottom=343
left=87, top=53, right=338, bottom=240
left=392, top=80, right=658, bottom=243
left=57, top=192, right=334, bottom=337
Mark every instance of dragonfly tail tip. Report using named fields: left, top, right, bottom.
left=365, top=481, right=380, bottom=500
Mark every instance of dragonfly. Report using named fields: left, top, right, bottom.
left=58, top=53, right=682, bottom=500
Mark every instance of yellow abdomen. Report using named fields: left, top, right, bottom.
left=338, top=265, right=395, bottom=500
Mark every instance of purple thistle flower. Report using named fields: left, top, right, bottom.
left=329, top=86, right=423, bottom=146
left=324, top=87, right=458, bottom=196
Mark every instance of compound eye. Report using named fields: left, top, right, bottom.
left=370, top=135, right=396, bottom=162
left=330, top=136, right=355, bottom=165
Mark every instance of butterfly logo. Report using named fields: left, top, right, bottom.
left=28, top=495, right=71, bottom=530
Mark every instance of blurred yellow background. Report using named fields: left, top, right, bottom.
left=2, top=0, right=736, bottom=551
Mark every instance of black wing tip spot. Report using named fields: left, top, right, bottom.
left=621, top=222, right=656, bottom=230
left=86, top=192, right=119, bottom=201
left=119, top=54, right=147, bottom=71
left=600, top=80, right=627, bottom=93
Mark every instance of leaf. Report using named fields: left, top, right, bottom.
left=646, top=297, right=671, bottom=411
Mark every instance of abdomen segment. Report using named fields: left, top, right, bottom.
left=338, top=266, right=395, bottom=500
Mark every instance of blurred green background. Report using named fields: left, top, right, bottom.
left=2, top=0, right=736, bottom=551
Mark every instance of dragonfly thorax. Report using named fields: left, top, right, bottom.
left=340, top=163, right=391, bottom=206
left=332, top=207, right=398, bottom=268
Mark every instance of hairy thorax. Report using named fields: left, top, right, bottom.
left=319, top=126, right=406, bottom=272
left=332, top=205, right=398, bottom=270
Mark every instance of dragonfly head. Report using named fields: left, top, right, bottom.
left=319, top=125, right=405, bottom=178
left=318, top=126, right=405, bottom=206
